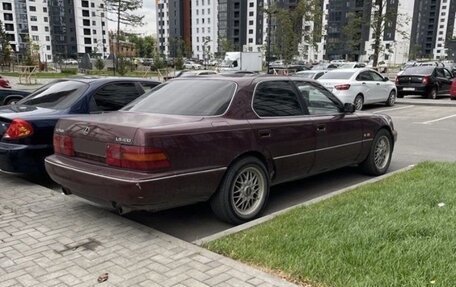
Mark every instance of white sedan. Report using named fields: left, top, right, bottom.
left=184, top=61, right=202, bottom=70
left=317, top=68, right=397, bottom=110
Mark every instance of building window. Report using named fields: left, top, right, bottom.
left=45, top=26, right=49, bottom=32
left=2, top=3, right=12, bottom=10
left=5, top=24, right=14, bottom=31
left=249, top=11, right=254, bottom=16
left=249, top=29, right=253, bottom=34
left=82, top=10, right=90, bottom=17
left=31, top=26, right=38, bottom=31
left=46, top=36, right=50, bottom=41
left=32, top=35, right=39, bottom=41
left=47, top=45, right=51, bottom=50
left=30, top=16, right=37, bottom=21
left=248, top=38, right=253, bottom=43
left=43, top=7, right=47, bottom=12
left=4, top=13, right=13, bottom=21
left=29, top=6, right=36, bottom=12
left=249, top=2, right=254, bottom=7
left=44, top=17, right=48, bottom=22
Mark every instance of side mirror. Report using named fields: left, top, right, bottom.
left=343, top=103, right=356, bottom=113
left=383, top=76, right=390, bottom=82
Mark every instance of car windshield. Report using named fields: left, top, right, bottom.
left=319, top=71, right=355, bottom=80
left=124, top=79, right=236, bottom=116
left=16, top=80, right=89, bottom=109
left=401, top=66, right=435, bottom=75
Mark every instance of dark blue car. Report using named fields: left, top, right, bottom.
left=0, top=77, right=160, bottom=174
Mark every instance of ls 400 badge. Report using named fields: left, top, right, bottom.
left=115, top=137, right=132, bottom=143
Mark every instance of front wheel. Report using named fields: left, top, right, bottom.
left=359, top=129, right=393, bottom=176
left=210, top=157, right=269, bottom=224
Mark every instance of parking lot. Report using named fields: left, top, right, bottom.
left=28, top=101, right=455, bottom=242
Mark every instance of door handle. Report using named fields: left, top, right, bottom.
left=316, top=125, right=326, bottom=132
left=362, top=82, right=366, bottom=85
left=258, top=129, right=271, bottom=138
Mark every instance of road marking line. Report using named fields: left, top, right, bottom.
left=421, top=114, right=456, bottom=124
left=373, top=105, right=415, bottom=113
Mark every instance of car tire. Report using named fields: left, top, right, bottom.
left=210, top=157, right=270, bottom=225
left=359, top=129, right=393, bottom=176
left=427, top=87, right=438, bottom=99
left=354, top=94, right=364, bottom=110
left=385, top=90, right=396, bottom=106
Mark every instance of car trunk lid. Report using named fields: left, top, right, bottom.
left=57, top=111, right=203, bottom=163
left=396, top=75, right=426, bottom=84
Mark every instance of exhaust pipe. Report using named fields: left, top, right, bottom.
left=61, top=187, right=72, bottom=195
left=113, top=203, right=132, bottom=215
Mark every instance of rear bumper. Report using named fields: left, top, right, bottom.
left=396, top=85, right=430, bottom=95
left=45, top=155, right=227, bottom=212
left=0, top=142, right=52, bottom=174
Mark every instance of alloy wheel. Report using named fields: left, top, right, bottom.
left=374, top=135, right=391, bottom=170
left=231, top=166, right=266, bottom=217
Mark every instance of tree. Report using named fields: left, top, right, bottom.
left=95, top=57, right=105, bottom=70
left=0, top=20, right=12, bottom=66
left=370, top=0, right=410, bottom=67
left=218, top=37, right=234, bottom=57
left=105, top=0, right=144, bottom=74
left=341, top=12, right=364, bottom=61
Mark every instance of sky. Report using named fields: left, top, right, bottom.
left=108, top=1, right=157, bottom=37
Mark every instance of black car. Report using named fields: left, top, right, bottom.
left=0, top=77, right=160, bottom=174
left=396, top=66, right=453, bottom=99
left=0, top=89, right=31, bottom=105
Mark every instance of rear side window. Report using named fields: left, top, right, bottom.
left=17, top=80, right=88, bottom=109
left=125, top=79, right=236, bottom=116
left=140, top=81, right=159, bottom=92
left=253, top=81, right=304, bottom=117
left=319, top=71, right=355, bottom=80
left=356, top=71, right=373, bottom=81
left=91, top=82, right=142, bottom=112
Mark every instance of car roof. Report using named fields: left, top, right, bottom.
left=60, top=76, right=159, bottom=84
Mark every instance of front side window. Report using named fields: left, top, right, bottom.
left=91, top=83, right=142, bottom=112
left=356, top=71, right=373, bottom=81
left=253, top=81, right=304, bottom=117
left=294, top=81, right=341, bottom=115
left=369, top=71, right=384, bottom=81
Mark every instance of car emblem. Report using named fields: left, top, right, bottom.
left=82, top=126, right=90, bottom=135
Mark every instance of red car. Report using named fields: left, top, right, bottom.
left=45, top=76, right=397, bottom=224
left=0, top=76, right=11, bottom=88
left=451, top=80, right=456, bottom=100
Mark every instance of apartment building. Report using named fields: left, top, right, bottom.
left=1, top=0, right=19, bottom=52
left=27, top=0, right=53, bottom=62
left=191, top=0, right=218, bottom=60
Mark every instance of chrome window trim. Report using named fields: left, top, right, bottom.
left=45, top=158, right=227, bottom=184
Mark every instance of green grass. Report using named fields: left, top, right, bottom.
left=206, top=162, right=456, bottom=287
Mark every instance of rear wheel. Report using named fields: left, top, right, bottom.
left=359, top=129, right=393, bottom=176
left=4, top=97, right=20, bottom=105
left=385, top=90, right=396, bottom=106
left=210, top=157, right=269, bottom=224
left=354, top=94, right=364, bottom=110
left=427, top=87, right=438, bottom=99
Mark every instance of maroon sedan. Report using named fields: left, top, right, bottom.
left=45, top=76, right=397, bottom=224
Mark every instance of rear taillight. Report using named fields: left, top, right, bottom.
left=395, top=77, right=399, bottom=85
left=106, top=144, right=170, bottom=171
left=53, top=134, right=74, bottom=156
left=3, top=119, right=34, bottom=139
left=335, top=84, right=351, bottom=90
left=422, top=76, right=430, bottom=85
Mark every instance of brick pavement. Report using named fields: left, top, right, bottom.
left=0, top=174, right=297, bottom=287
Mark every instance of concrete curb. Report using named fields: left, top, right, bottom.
left=396, top=99, right=456, bottom=107
left=193, top=164, right=416, bottom=246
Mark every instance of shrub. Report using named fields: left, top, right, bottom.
left=95, top=58, right=105, bottom=70
left=61, top=68, right=78, bottom=75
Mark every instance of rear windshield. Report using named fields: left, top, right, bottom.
left=16, top=80, right=88, bottom=109
left=401, top=66, right=435, bottom=75
left=124, top=79, right=236, bottom=116
left=319, top=71, right=355, bottom=80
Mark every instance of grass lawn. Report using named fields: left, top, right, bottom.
left=206, top=162, right=456, bottom=287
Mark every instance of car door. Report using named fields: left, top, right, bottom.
left=294, top=81, right=363, bottom=174
left=355, top=71, right=376, bottom=104
left=248, top=80, right=316, bottom=184
left=89, top=82, right=143, bottom=113
left=369, top=70, right=390, bottom=102
left=434, top=68, right=449, bottom=94
left=441, top=68, right=453, bottom=94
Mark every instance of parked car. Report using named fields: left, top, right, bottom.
left=62, top=59, right=78, bottom=65
left=184, top=61, right=202, bottom=70
left=395, top=66, right=453, bottom=99
left=0, top=89, right=31, bottom=105
left=0, top=77, right=160, bottom=174
left=176, top=70, right=218, bottom=77
left=294, top=70, right=327, bottom=80
left=45, top=76, right=397, bottom=224
left=0, top=76, right=11, bottom=88
left=450, top=80, right=456, bottom=101
left=318, top=68, right=397, bottom=110
left=338, top=62, right=367, bottom=69
left=311, top=63, right=339, bottom=70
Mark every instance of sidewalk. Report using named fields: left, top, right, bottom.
left=0, top=174, right=296, bottom=287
